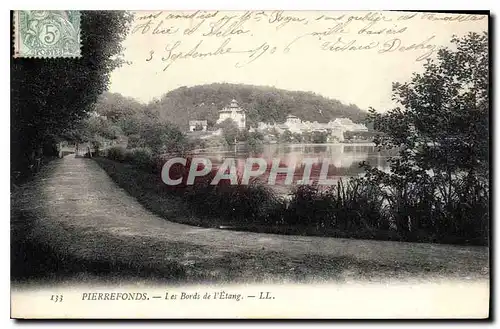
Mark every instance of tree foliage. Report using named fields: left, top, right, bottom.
left=147, top=83, right=368, bottom=130
left=68, top=91, right=189, bottom=155
left=363, top=32, right=489, bottom=243
left=125, top=112, right=188, bottom=154
left=217, top=118, right=240, bottom=145
left=94, top=92, right=144, bottom=122
left=369, top=32, right=488, bottom=181
left=11, top=11, right=133, bottom=174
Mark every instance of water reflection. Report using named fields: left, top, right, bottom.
left=191, top=143, right=395, bottom=193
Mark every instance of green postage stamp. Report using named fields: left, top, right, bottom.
left=13, top=10, right=81, bottom=58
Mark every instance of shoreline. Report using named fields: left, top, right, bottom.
left=189, top=142, right=377, bottom=154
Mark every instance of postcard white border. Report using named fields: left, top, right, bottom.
left=2, top=0, right=496, bottom=328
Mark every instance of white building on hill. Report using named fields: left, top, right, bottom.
left=216, top=99, right=246, bottom=130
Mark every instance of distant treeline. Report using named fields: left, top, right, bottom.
left=97, top=83, right=369, bottom=130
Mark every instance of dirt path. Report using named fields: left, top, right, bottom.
left=12, top=155, right=489, bottom=284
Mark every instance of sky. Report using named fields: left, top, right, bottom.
left=108, top=10, right=488, bottom=112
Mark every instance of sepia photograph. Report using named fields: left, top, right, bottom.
left=10, top=8, right=490, bottom=319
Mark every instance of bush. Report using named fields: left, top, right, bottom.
left=106, top=146, right=126, bottom=162
left=385, top=176, right=490, bottom=245
left=203, top=135, right=228, bottom=148
left=185, top=177, right=284, bottom=224
left=124, top=147, right=153, bottom=169
left=284, top=179, right=388, bottom=235
left=154, top=156, right=284, bottom=224
left=357, top=172, right=489, bottom=245
left=247, top=132, right=265, bottom=149
left=90, top=139, right=102, bottom=156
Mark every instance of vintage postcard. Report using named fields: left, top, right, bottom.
left=10, top=10, right=490, bottom=319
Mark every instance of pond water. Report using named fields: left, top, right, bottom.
left=190, top=143, right=396, bottom=195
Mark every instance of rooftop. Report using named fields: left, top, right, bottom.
left=219, top=99, right=245, bottom=112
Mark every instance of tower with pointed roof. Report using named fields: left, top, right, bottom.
left=216, top=99, right=246, bottom=130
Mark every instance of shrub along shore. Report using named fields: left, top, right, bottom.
left=93, top=146, right=488, bottom=246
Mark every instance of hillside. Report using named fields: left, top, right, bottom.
left=146, top=83, right=368, bottom=130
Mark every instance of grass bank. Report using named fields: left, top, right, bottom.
left=94, top=155, right=488, bottom=246
left=11, top=155, right=489, bottom=285
left=94, top=157, right=383, bottom=239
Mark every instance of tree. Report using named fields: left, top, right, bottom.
left=94, top=92, right=144, bottom=122
left=71, top=116, right=124, bottom=155
left=123, top=111, right=187, bottom=154
left=217, top=118, right=240, bottom=145
left=279, top=130, right=293, bottom=143
left=368, top=32, right=488, bottom=182
left=11, top=11, right=133, bottom=176
left=246, top=131, right=265, bottom=149
left=364, top=32, right=489, bottom=242
left=312, top=131, right=328, bottom=144
left=292, top=132, right=304, bottom=143
left=86, top=116, right=121, bottom=140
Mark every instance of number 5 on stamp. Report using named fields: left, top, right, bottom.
left=13, top=10, right=81, bottom=58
